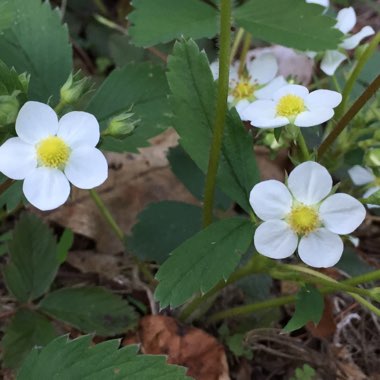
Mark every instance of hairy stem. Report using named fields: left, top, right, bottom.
left=202, top=0, right=232, bottom=227
left=296, top=131, right=310, bottom=161
left=317, top=73, right=380, bottom=159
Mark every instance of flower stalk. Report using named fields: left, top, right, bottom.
left=202, top=0, right=232, bottom=227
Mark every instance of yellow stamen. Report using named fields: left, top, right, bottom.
left=36, top=136, right=70, bottom=169
left=287, top=204, right=320, bottom=235
left=276, top=94, right=306, bottom=117
left=231, top=80, right=255, bottom=101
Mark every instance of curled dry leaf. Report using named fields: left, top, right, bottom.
left=123, top=315, right=230, bottom=380
left=307, top=296, right=336, bottom=339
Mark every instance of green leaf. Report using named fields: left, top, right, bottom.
left=0, top=0, right=72, bottom=103
left=0, top=180, right=23, bottom=212
left=234, top=0, right=343, bottom=51
left=86, top=63, right=170, bottom=153
left=167, top=39, right=259, bottom=212
left=3, top=213, right=59, bottom=302
left=57, top=229, right=74, bottom=264
left=155, top=217, right=254, bottom=308
left=2, top=309, right=57, bottom=369
left=0, top=59, right=27, bottom=95
left=0, top=0, right=13, bottom=32
left=39, top=287, right=138, bottom=336
left=336, top=247, right=374, bottom=277
left=129, top=0, right=218, bottom=47
left=17, top=335, right=191, bottom=380
left=168, top=146, right=232, bottom=210
left=129, top=201, right=202, bottom=264
left=283, top=285, right=324, bottom=332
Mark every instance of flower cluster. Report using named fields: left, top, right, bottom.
left=210, top=53, right=287, bottom=119
left=250, top=161, right=366, bottom=267
left=0, top=101, right=108, bottom=211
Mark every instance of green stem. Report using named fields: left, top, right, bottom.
left=296, top=131, right=310, bottom=161
left=202, top=0, right=232, bottom=227
left=317, top=73, right=380, bottom=159
left=54, top=100, right=66, bottom=115
left=334, top=32, right=380, bottom=120
left=342, top=269, right=380, bottom=286
left=230, top=28, right=244, bottom=64
left=238, top=32, right=251, bottom=76
left=89, top=189, right=156, bottom=284
left=89, top=189, right=124, bottom=240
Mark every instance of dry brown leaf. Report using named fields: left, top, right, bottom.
left=123, top=315, right=230, bottom=380
left=307, top=296, right=336, bottom=339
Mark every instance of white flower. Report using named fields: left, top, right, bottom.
left=0, top=101, right=108, bottom=211
left=306, top=0, right=329, bottom=7
left=348, top=165, right=380, bottom=209
left=250, top=161, right=366, bottom=267
left=210, top=53, right=287, bottom=119
left=243, top=84, right=342, bottom=128
left=321, top=7, right=375, bottom=75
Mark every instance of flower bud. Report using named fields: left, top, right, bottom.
left=103, top=112, right=139, bottom=138
left=0, top=93, right=19, bottom=125
left=60, top=72, right=91, bottom=105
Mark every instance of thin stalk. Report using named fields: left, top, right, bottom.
left=230, top=28, right=244, bottom=64
left=342, top=269, right=380, bottom=286
left=202, top=0, right=232, bottom=227
left=238, top=32, right=251, bottom=76
left=296, top=131, right=310, bottom=161
left=89, top=189, right=155, bottom=284
left=317, top=73, right=380, bottom=159
left=335, top=32, right=380, bottom=120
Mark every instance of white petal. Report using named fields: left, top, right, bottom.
left=250, top=180, right=293, bottom=221
left=23, top=167, right=70, bottom=211
left=305, top=90, right=342, bottom=109
left=320, top=50, right=347, bottom=76
left=306, top=0, right=329, bottom=7
left=16, top=101, right=59, bottom=144
left=273, top=84, right=309, bottom=102
left=248, top=53, right=278, bottom=85
left=298, top=228, right=343, bottom=268
left=255, top=76, right=288, bottom=100
left=320, top=193, right=366, bottom=234
left=288, top=161, right=332, bottom=204
left=335, top=7, right=356, bottom=34
left=254, top=220, right=298, bottom=259
left=363, top=186, right=380, bottom=209
left=243, top=100, right=288, bottom=128
left=341, top=26, right=375, bottom=50
left=64, top=147, right=108, bottom=189
left=0, top=138, right=37, bottom=180
left=348, top=165, right=375, bottom=186
left=235, top=99, right=251, bottom=120
left=57, top=111, right=100, bottom=149
left=294, top=108, right=334, bottom=127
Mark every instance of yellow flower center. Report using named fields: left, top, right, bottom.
left=287, top=204, right=320, bottom=235
left=276, top=94, right=306, bottom=117
left=231, top=80, right=256, bottom=101
left=36, top=136, right=70, bottom=169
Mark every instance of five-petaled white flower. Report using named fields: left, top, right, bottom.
left=210, top=53, right=287, bottom=119
left=250, top=161, right=366, bottom=268
left=0, top=101, right=108, bottom=211
left=348, top=165, right=380, bottom=209
left=243, top=84, right=342, bottom=128
left=321, top=7, right=375, bottom=76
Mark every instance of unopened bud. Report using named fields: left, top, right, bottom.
left=103, top=112, right=139, bottom=138
left=60, top=72, right=91, bottom=105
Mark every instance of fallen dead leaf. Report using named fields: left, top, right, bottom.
left=123, top=315, right=230, bottom=380
left=307, top=296, right=336, bottom=339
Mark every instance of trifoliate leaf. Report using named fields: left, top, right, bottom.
left=129, top=0, right=218, bottom=47
left=129, top=201, right=203, bottom=264
left=0, top=0, right=72, bottom=103
left=2, top=309, right=57, bottom=369
left=17, top=335, right=191, bottom=380
left=234, top=0, right=343, bottom=51
left=39, top=287, right=138, bottom=336
left=3, top=213, right=59, bottom=303
left=155, top=217, right=254, bottom=308
left=283, top=285, right=324, bottom=332
left=167, top=39, right=259, bottom=212
left=86, top=63, right=170, bottom=153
